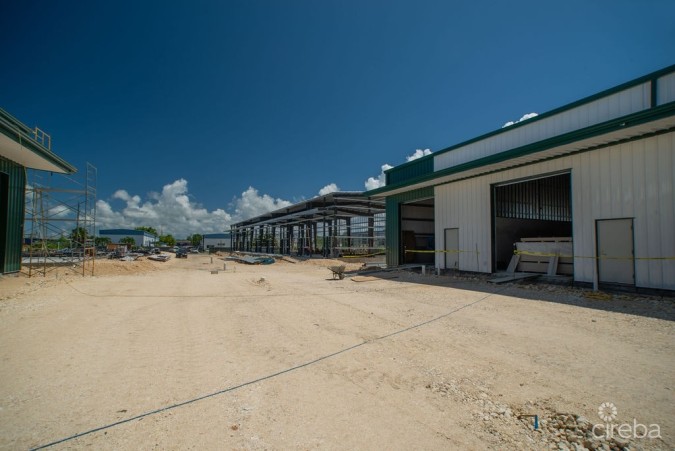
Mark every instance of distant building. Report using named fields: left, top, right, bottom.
left=0, top=108, right=76, bottom=274
left=99, top=229, right=157, bottom=247
left=202, top=233, right=231, bottom=251
left=230, top=192, right=385, bottom=257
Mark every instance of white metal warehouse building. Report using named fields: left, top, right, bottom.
left=202, top=233, right=231, bottom=251
left=98, top=229, right=157, bottom=247
left=368, top=65, right=675, bottom=292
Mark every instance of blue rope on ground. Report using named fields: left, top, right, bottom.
left=31, top=287, right=503, bottom=450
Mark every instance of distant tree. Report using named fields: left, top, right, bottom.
left=70, top=227, right=87, bottom=245
left=119, top=236, right=136, bottom=246
left=135, top=226, right=158, bottom=236
left=95, top=236, right=111, bottom=247
left=159, top=234, right=176, bottom=246
left=189, top=234, right=203, bottom=247
left=43, top=236, right=69, bottom=250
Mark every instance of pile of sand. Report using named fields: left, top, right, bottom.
left=92, top=256, right=177, bottom=276
left=0, top=257, right=175, bottom=301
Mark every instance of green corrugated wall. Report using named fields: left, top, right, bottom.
left=385, top=157, right=433, bottom=185
left=0, top=156, right=26, bottom=274
left=385, top=186, right=434, bottom=267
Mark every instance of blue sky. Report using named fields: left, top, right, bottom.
left=1, top=1, right=673, bottom=237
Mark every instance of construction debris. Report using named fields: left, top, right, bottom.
left=351, top=273, right=400, bottom=282
left=148, top=254, right=171, bottom=262
left=225, top=255, right=275, bottom=265
left=511, top=237, right=574, bottom=275
left=488, top=273, right=541, bottom=284
left=119, top=255, right=138, bottom=262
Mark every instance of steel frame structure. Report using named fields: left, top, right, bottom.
left=230, top=192, right=385, bottom=258
left=23, top=163, right=97, bottom=277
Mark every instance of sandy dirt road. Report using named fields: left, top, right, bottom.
left=0, top=255, right=673, bottom=450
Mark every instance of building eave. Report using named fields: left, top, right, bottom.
left=386, top=64, right=675, bottom=175
left=368, top=102, right=675, bottom=198
left=0, top=108, right=77, bottom=174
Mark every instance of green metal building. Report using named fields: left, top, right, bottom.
left=0, top=108, right=76, bottom=274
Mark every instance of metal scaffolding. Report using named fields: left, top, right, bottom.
left=230, top=192, right=386, bottom=258
left=23, top=163, right=97, bottom=277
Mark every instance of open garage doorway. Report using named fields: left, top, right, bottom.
left=492, top=172, right=572, bottom=275
left=400, top=198, right=435, bottom=265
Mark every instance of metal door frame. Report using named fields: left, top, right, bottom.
left=444, top=227, right=459, bottom=270
left=490, top=170, right=573, bottom=273
left=595, top=217, right=635, bottom=286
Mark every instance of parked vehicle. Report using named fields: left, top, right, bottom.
left=176, top=248, right=188, bottom=258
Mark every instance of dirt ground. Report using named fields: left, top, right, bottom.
left=0, top=254, right=673, bottom=450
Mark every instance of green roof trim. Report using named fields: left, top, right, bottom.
left=385, top=156, right=434, bottom=185
left=0, top=108, right=77, bottom=174
left=382, top=151, right=435, bottom=179
left=367, top=101, right=675, bottom=197
left=380, top=64, right=675, bottom=179
left=0, top=107, right=34, bottom=135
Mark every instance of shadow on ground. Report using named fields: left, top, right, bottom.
left=347, top=268, right=675, bottom=322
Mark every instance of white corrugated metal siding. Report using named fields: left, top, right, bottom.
left=434, top=131, right=675, bottom=290
left=657, top=72, right=675, bottom=105
left=434, top=83, right=651, bottom=172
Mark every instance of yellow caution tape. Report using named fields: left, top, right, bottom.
left=583, top=291, right=613, bottom=300
left=341, top=251, right=386, bottom=258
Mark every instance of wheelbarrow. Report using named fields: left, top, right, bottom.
left=328, top=265, right=346, bottom=280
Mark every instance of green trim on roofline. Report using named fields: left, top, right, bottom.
left=0, top=108, right=77, bottom=174
left=382, top=150, right=435, bottom=178
left=385, top=156, right=434, bottom=185
left=0, top=108, right=34, bottom=135
left=382, top=64, right=675, bottom=177
left=367, top=101, right=675, bottom=197
left=439, top=126, right=675, bottom=192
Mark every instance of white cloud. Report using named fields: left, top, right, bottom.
left=365, top=164, right=393, bottom=190
left=502, top=112, right=538, bottom=128
left=97, top=179, right=233, bottom=237
left=96, top=181, right=300, bottom=238
left=365, top=148, right=432, bottom=191
left=47, top=205, right=72, bottom=219
left=405, top=148, right=432, bottom=162
left=229, top=186, right=292, bottom=223
left=318, top=183, right=340, bottom=196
